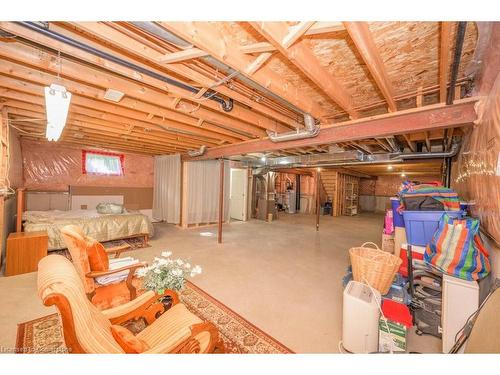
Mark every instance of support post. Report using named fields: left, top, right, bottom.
left=315, top=169, right=320, bottom=231
left=218, top=159, right=224, bottom=244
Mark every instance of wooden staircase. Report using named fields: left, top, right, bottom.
left=320, top=170, right=337, bottom=203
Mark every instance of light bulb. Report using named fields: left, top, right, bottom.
left=44, top=83, right=71, bottom=142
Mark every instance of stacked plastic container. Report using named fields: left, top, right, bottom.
left=402, top=210, right=464, bottom=246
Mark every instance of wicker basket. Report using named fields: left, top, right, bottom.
left=349, top=242, right=402, bottom=295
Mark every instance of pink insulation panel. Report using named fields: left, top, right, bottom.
left=21, top=139, right=154, bottom=191
left=453, top=73, right=500, bottom=243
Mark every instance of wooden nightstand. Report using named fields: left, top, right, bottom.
left=5, top=231, right=48, bottom=276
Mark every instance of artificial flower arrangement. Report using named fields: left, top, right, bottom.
left=137, top=251, right=202, bottom=294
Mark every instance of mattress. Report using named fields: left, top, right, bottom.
left=23, top=209, right=154, bottom=250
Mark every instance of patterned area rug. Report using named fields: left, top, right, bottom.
left=16, top=281, right=292, bottom=354
left=51, top=236, right=150, bottom=259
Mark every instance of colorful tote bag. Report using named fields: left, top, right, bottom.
left=399, top=181, right=461, bottom=211
left=424, top=214, right=490, bottom=281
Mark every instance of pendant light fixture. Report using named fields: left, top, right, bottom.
left=44, top=50, right=72, bottom=141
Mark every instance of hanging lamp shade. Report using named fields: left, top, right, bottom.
left=44, top=83, right=72, bottom=141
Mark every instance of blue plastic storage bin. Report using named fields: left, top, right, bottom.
left=402, top=210, right=464, bottom=246
left=390, top=197, right=405, bottom=228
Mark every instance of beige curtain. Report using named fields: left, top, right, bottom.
left=153, top=154, right=181, bottom=223
left=186, top=160, right=230, bottom=224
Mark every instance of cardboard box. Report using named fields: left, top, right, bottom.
left=379, top=318, right=407, bottom=352
left=381, top=233, right=395, bottom=253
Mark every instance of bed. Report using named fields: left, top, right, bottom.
left=23, top=209, right=154, bottom=250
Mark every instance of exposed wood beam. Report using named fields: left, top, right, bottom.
left=0, top=22, right=298, bottom=129
left=3, top=96, right=215, bottom=148
left=240, top=42, right=275, bottom=54
left=439, top=22, right=453, bottom=103
left=7, top=105, right=206, bottom=150
left=343, top=22, right=397, bottom=112
left=0, top=77, right=242, bottom=144
left=158, top=48, right=209, bottom=63
left=186, top=98, right=479, bottom=160
left=403, top=134, right=417, bottom=152
left=245, top=52, right=274, bottom=75
left=250, top=22, right=359, bottom=119
left=306, top=22, right=345, bottom=36
left=157, top=21, right=328, bottom=120
left=0, top=41, right=271, bottom=137
left=425, top=132, right=432, bottom=152
left=0, top=59, right=253, bottom=141
left=67, top=22, right=298, bottom=129
left=281, top=21, right=315, bottom=48
left=240, top=22, right=345, bottom=54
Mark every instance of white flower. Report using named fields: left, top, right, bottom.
left=172, top=268, right=183, bottom=277
left=176, top=259, right=184, bottom=266
left=154, top=268, right=162, bottom=274
left=190, top=265, right=202, bottom=277
left=157, top=258, right=168, bottom=266
left=184, top=263, right=191, bottom=269
left=161, top=251, right=172, bottom=258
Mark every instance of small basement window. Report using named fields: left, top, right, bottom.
left=82, top=150, right=124, bottom=176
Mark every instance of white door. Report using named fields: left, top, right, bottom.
left=230, top=168, right=247, bottom=221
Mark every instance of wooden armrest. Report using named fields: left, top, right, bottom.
left=105, top=244, right=131, bottom=258
left=172, top=321, right=220, bottom=354
left=85, top=261, right=147, bottom=278
left=103, top=289, right=180, bottom=325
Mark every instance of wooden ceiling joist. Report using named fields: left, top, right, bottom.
left=0, top=41, right=271, bottom=138
left=0, top=80, right=241, bottom=146
left=250, top=22, right=359, bottom=119
left=0, top=22, right=299, bottom=131
left=0, top=66, right=246, bottom=143
left=3, top=95, right=217, bottom=148
left=343, top=22, right=397, bottom=113
left=157, top=21, right=328, bottom=120
left=158, top=48, right=209, bottom=64
left=7, top=106, right=206, bottom=150
left=66, top=22, right=298, bottom=130
left=0, top=21, right=479, bottom=157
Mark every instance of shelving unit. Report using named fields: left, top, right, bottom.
left=344, top=180, right=359, bottom=216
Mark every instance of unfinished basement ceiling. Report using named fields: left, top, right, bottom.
left=0, top=21, right=479, bottom=156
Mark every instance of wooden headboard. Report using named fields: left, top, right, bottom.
left=69, top=186, right=153, bottom=210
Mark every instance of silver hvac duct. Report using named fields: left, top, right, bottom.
left=254, top=140, right=461, bottom=169
left=187, top=145, right=207, bottom=157
left=267, top=113, right=320, bottom=142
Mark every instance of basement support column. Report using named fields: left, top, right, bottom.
left=315, top=169, right=320, bottom=231
left=218, top=159, right=224, bottom=244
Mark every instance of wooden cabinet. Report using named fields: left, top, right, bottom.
left=5, top=231, right=48, bottom=276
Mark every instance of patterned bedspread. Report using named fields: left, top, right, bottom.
left=23, top=209, right=154, bottom=250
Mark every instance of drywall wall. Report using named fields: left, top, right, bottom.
left=21, top=139, right=154, bottom=191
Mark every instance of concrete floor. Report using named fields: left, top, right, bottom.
left=0, top=213, right=440, bottom=353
